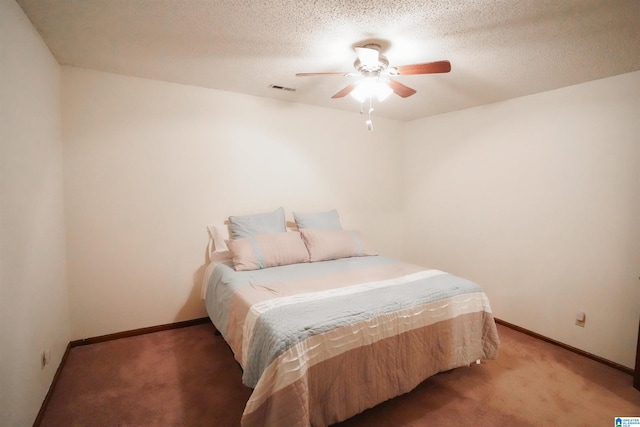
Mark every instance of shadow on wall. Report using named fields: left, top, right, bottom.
left=175, top=245, right=210, bottom=324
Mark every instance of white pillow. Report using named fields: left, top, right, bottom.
left=207, top=224, right=229, bottom=251
left=206, top=224, right=231, bottom=261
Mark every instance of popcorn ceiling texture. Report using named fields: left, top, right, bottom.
left=16, top=0, right=640, bottom=121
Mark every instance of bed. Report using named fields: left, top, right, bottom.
left=202, top=208, right=500, bottom=426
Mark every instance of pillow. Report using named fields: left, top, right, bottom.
left=206, top=224, right=232, bottom=262
left=300, top=229, right=377, bottom=262
left=228, top=231, right=310, bottom=271
left=293, top=209, right=342, bottom=230
left=206, top=224, right=230, bottom=252
left=229, top=207, right=286, bottom=239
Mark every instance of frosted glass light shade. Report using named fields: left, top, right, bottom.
left=350, top=78, right=393, bottom=102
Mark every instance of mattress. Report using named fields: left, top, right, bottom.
left=204, top=255, right=500, bottom=426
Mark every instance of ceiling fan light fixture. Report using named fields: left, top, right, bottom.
left=350, top=78, right=393, bottom=103
left=296, top=43, right=451, bottom=131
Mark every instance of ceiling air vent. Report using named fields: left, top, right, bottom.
left=268, top=84, right=296, bottom=92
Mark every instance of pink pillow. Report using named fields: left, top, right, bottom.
left=300, top=229, right=377, bottom=262
left=227, top=232, right=309, bottom=271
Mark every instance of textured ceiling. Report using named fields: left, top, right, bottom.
left=16, top=0, right=640, bottom=121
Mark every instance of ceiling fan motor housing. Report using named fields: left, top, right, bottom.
left=354, top=43, right=389, bottom=76
left=354, top=56, right=389, bottom=76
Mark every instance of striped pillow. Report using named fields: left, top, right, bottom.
left=300, top=229, right=377, bottom=262
left=228, top=232, right=309, bottom=271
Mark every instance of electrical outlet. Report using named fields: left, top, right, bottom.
left=41, top=349, right=51, bottom=368
left=575, top=311, right=586, bottom=327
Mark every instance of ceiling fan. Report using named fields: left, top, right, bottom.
left=296, top=43, right=451, bottom=101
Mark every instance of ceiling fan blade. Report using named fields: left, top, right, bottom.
left=355, top=46, right=379, bottom=67
left=331, top=83, right=357, bottom=99
left=389, top=79, right=417, bottom=98
left=396, top=60, right=451, bottom=75
left=296, top=72, right=351, bottom=77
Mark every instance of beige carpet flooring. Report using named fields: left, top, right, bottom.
left=38, top=322, right=639, bottom=426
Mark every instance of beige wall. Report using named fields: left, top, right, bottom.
left=0, top=0, right=70, bottom=425
left=62, top=67, right=404, bottom=340
left=61, top=66, right=640, bottom=367
left=402, top=71, right=640, bottom=368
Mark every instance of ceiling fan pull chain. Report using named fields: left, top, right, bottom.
left=366, top=98, right=374, bottom=132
